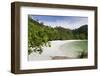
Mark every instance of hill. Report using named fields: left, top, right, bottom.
left=28, top=16, right=88, bottom=54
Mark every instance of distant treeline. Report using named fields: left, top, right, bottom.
left=28, top=16, right=88, bottom=54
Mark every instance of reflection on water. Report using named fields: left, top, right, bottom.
left=28, top=40, right=88, bottom=61
left=60, top=40, right=88, bottom=58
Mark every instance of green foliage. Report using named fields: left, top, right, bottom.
left=28, top=16, right=51, bottom=55
left=77, top=50, right=88, bottom=58
left=28, top=16, right=88, bottom=55
left=73, top=25, right=88, bottom=39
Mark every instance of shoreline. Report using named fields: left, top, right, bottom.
left=28, top=40, right=88, bottom=61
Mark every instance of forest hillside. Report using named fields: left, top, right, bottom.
left=28, top=16, right=88, bottom=54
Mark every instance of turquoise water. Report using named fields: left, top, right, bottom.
left=60, top=40, right=88, bottom=58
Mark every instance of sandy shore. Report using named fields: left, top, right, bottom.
left=28, top=40, right=87, bottom=61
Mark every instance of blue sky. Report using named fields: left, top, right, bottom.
left=30, top=15, right=88, bottom=29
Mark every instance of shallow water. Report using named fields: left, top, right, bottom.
left=28, top=40, right=88, bottom=61
left=59, top=40, right=88, bottom=58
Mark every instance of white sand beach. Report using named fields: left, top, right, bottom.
left=28, top=40, right=87, bottom=61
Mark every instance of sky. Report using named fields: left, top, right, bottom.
left=30, top=15, right=88, bottom=29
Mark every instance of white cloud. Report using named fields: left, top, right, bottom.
left=43, top=18, right=88, bottom=29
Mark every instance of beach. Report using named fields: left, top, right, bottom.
left=28, top=40, right=87, bottom=61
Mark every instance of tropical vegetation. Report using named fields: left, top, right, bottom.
left=28, top=16, right=88, bottom=55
